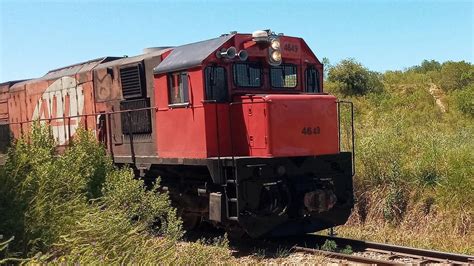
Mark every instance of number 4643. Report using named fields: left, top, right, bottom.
left=301, top=127, right=320, bottom=135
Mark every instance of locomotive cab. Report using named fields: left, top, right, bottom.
left=153, top=30, right=338, bottom=159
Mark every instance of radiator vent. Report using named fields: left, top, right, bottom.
left=120, top=98, right=152, bottom=135
left=0, top=124, right=11, bottom=153
left=120, top=65, right=145, bottom=99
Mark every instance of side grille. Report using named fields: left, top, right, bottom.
left=120, top=98, right=152, bottom=135
left=120, top=65, right=145, bottom=99
left=0, top=124, right=11, bottom=153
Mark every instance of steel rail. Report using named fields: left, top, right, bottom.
left=288, top=234, right=474, bottom=265
left=293, top=246, right=399, bottom=265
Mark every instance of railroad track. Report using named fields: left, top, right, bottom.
left=287, top=234, right=474, bottom=265
left=187, top=227, right=473, bottom=264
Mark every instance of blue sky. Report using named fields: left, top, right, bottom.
left=0, top=0, right=472, bottom=82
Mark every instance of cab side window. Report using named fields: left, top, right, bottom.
left=205, top=66, right=228, bottom=102
left=168, top=72, right=189, bottom=104
left=305, top=67, right=321, bottom=93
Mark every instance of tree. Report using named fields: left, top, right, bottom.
left=327, top=58, right=383, bottom=95
left=439, top=61, right=473, bottom=91
left=453, top=83, right=474, bottom=117
left=321, top=57, right=331, bottom=79
left=410, top=60, right=441, bottom=73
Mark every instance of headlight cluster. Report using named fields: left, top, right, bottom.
left=268, top=38, right=282, bottom=66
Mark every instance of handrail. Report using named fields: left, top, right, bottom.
left=7, top=106, right=158, bottom=125
left=337, top=100, right=355, bottom=176
left=4, top=107, right=156, bottom=165
left=202, top=100, right=222, bottom=183
left=5, top=100, right=356, bottom=178
left=126, top=111, right=136, bottom=165
left=105, top=113, right=114, bottom=163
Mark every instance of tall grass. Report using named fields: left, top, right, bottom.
left=327, top=62, right=473, bottom=253
left=0, top=124, right=233, bottom=263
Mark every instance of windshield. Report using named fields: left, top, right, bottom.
left=270, top=64, right=297, bottom=88
left=233, top=63, right=262, bottom=88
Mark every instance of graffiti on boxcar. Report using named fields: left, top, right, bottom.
left=32, top=76, right=84, bottom=145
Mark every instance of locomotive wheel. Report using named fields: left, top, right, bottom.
left=181, top=212, right=201, bottom=230
left=227, top=226, right=248, bottom=239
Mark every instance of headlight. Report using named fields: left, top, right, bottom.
left=271, top=50, right=282, bottom=62
left=268, top=37, right=282, bottom=66
left=271, top=39, right=280, bottom=50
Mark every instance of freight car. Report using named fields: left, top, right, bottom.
left=0, top=30, right=355, bottom=238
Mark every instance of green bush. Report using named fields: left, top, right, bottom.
left=341, top=245, right=353, bottom=254
left=439, top=61, right=473, bottom=91
left=327, top=58, right=383, bottom=96
left=451, top=84, right=474, bottom=117
left=102, top=168, right=182, bottom=239
left=410, top=60, right=442, bottom=73
left=321, top=240, right=337, bottom=252
left=0, top=124, right=183, bottom=263
left=50, top=207, right=177, bottom=264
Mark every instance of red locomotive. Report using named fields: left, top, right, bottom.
left=0, top=30, right=354, bottom=237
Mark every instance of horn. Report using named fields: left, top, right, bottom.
left=238, top=50, right=248, bottom=61
left=216, top=46, right=237, bottom=59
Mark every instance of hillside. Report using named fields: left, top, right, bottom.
left=325, top=59, right=473, bottom=254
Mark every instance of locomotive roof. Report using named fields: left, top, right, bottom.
left=96, top=48, right=172, bottom=69
left=7, top=49, right=173, bottom=91
left=153, top=34, right=234, bottom=74
left=9, top=56, right=122, bottom=90
left=0, top=79, right=29, bottom=88
left=43, top=56, right=122, bottom=80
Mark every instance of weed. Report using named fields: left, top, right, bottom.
left=211, top=233, right=229, bottom=248
left=274, top=246, right=290, bottom=258
left=321, top=240, right=337, bottom=252
left=383, top=187, right=407, bottom=224
left=254, top=248, right=266, bottom=260
left=341, top=245, right=353, bottom=254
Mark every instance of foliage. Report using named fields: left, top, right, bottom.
left=274, top=247, right=291, bottom=258
left=321, top=57, right=331, bottom=79
left=439, top=61, right=473, bottom=91
left=101, top=169, right=182, bottom=239
left=326, top=58, right=473, bottom=253
left=451, top=83, right=474, bottom=117
left=320, top=240, right=337, bottom=252
left=0, top=124, right=188, bottom=263
left=327, top=58, right=383, bottom=96
left=409, top=59, right=441, bottom=73
left=174, top=236, right=232, bottom=264
left=253, top=248, right=267, bottom=260
left=340, top=245, right=353, bottom=254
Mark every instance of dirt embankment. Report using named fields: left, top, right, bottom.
left=428, top=83, right=447, bottom=112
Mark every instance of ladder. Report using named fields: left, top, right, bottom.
left=223, top=165, right=239, bottom=221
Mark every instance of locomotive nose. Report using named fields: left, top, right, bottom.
left=236, top=94, right=339, bottom=157
left=262, top=94, right=340, bottom=157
